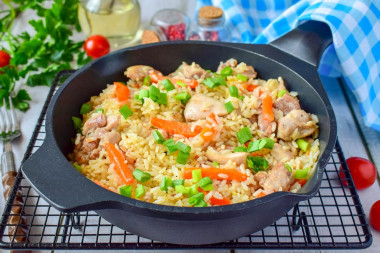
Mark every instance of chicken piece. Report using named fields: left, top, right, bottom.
left=217, top=58, right=257, bottom=79
left=170, top=62, right=208, bottom=80
left=274, top=94, right=300, bottom=115
left=277, top=110, right=317, bottom=141
left=74, top=137, right=100, bottom=164
left=249, top=114, right=258, bottom=124
left=271, top=143, right=294, bottom=163
left=125, top=65, right=158, bottom=81
left=217, top=58, right=237, bottom=73
left=82, top=113, right=107, bottom=135
left=258, top=114, right=276, bottom=137
left=184, top=94, right=227, bottom=121
left=254, top=163, right=292, bottom=191
left=206, top=148, right=248, bottom=166
left=103, top=130, right=121, bottom=144
left=105, top=115, right=120, bottom=131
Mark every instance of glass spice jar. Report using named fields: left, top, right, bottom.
left=188, top=6, right=231, bottom=42
left=141, top=25, right=167, bottom=44
left=150, top=9, right=190, bottom=41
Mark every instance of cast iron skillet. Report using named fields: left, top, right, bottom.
left=22, top=21, right=337, bottom=245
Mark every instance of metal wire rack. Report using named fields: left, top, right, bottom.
left=0, top=71, right=373, bottom=250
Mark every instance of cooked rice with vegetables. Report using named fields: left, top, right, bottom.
left=69, top=58, right=320, bottom=207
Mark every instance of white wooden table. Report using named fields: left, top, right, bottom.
left=0, top=0, right=379, bottom=252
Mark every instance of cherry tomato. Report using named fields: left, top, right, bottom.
left=0, top=50, right=11, bottom=67
left=370, top=200, right=380, bottom=231
left=83, top=35, right=110, bottom=59
left=339, top=157, right=377, bottom=190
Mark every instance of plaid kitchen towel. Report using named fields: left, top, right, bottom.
left=196, top=0, right=380, bottom=131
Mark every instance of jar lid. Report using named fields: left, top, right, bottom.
left=142, top=30, right=161, bottom=44
left=198, top=6, right=223, bottom=20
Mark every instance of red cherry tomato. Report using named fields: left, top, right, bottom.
left=0, top=50, right=11, bottom=67
left=83, top=35, right=110, bottom=59
left=370, top=200, right=380, bottom=232
left=339, top=157, right=377, bottom=190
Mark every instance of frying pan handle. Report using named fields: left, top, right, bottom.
left=269, top=21, right=332, bottom=67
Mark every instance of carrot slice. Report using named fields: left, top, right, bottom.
left=150, top=117, right=202, bottom=137
left=247, top=84, right=258, bottom=92
left=114, top=82, right=130, bottom=102
left=149, top=70, right=164, bottom=83
left=256, top=192, right=267, bottom=198
left=105, top=143, right=134, bottom=185
left=200, top=113, right=218, bottom=142
left=172, top=78, right=198, bottom=89
left=295, top=179, right=307, bottom=187
left=262, top=95, right=274, bottom=122
left=183, top=167, right=247, bottom=182
left=209, top=196, right=231, bottom=206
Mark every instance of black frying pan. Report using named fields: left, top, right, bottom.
left=22, top=21, right=337, bottom=245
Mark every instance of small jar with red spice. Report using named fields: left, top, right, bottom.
left=188, top=6, right=231, bottom=42
left=150, top=9, right=190, bottom=41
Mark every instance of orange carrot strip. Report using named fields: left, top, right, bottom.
left=183, top=168, right=247, bottom=182
left=247, top=84, right=258, bottom=92
left=114, top=82, right=130, bottom=102
left=94, top=180, right=115, bottom=192
left=175, top=79, right=198, bottom=89
left=150, top=117, right=202, bottom=137
left=105, top=143, right=134, bottom=185
left=209, top=196, right=231, bottom=206
left=257, top=192, right=267, bottom=198
left=262, top=95, right=274, bottom=122
left=200, top=113, right=218, bottom=142
left=296, top=179, right=307, bottom=187
left=149, top=70, right=164, bottom=83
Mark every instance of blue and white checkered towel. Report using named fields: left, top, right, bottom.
left=196, top=0, right=380, bottom=131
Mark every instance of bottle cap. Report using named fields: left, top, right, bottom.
left=198, top=6, right=223, bottom=20
left=142, top=30, right=161, bottom=44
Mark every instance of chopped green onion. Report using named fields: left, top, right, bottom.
left=176, top=141, right=191, bottom=154
left=135, top=184, right=145, bottom=198
left=237, top=74, right=247, bottom=82
left=285, top=164, right=292, bottom=172
left=119, top=185, right=132, bottom=198
left=160, top=177, right=173, bottom=192
left=149, top=85, right=161, bottom=101
left=296, top=139, right=310, bottom=152
left=162, top=79, right=175, bottom=91
left=236, top=127, right=253, bottom=144
left=119, top=104, right=133, bottom=119
left=173, top=179, right=184, bottom=186
left=176, top=80, right=186, bottom=87
left=80, top=103, right=91, bottom=115
left=164, top=139, right=178, bottom=154
left=233, top=146, right=248, bottom=152
left=139, top=89, right=150, bottom=100
left=278, top=89, right=287, bottom=98
left=72, top=116, right=82, bottom=130
left=192, top=169, right=202, bottom=183
left=175, top=185, right=190, bottom=195
left=134, top=94, right=140, bottom=100
left=294, top=167, right=309, bottom=179
left=152, top=130, right=165, bottom=144
left=239, top=95, right=245, bottom=100
left=143, top=76, right=151, bottom=86
left=204, top=77, right=226, bottom=88
left=177, top=151, right=190, bottom=165
left=73, top=164, right=82, bottom=173
left=195, top=199, right=208, bottom=207
left=188, top=184, right=199, bottom=197
left=224, top=101, right=234, bottom=113
left=189, top=192, right=204, bottom=206
left=93, top=108, right=104, bottom=114
left=229, top=85, right=239, bottom=97
left=198, top=177, right=213, bottom=191
left=132, top=169, right=151, bottom=183
left=175, top=92, right=191, bottom=104
left=246, top=156, right=269, bottom=173
left=212, top=161, right=220, bottom=167
left=156, top=92, right=167, bottom=105
left=247, top=138, right=275, bottom=152
left=220, top=66, right=232, bottom=77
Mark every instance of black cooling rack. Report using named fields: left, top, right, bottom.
left=0, top=71, right=373, bottom=250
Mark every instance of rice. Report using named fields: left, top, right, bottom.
left=70, top=59, right=320, bottom=207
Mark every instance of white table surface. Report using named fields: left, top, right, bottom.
left=0, top=0, right=379, bottom=252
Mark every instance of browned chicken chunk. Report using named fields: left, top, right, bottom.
left=274, top=93, right=300, bottom=115
left=184, top=94, right=227, bottom=121
left=254, top=163, right=292, bottom=191
left=170, top=62, right=208, bottom=80
left=217, top=58, right=257, bottom=79
left=271, top=143, right=295, bottom=163
left=125, top=65, right=158, bottom=81
left=277, top=110, right=317, bottom=141
left=206, top=148, right=248, bottom=166
left=258, top=114, right=276, bottom=137
left=83, top=113, right=107, bottom=135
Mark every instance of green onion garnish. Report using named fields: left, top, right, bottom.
left=177, top=151, right=190, bottom=165
left=285, top=164, right=292, bottom=172
left=164, top=139, right=178, bottom=154
left=247, top=138, right=275, bottom=152
left=132, top=169, right=151, bottom=183
left=160, top=177, right=173, bottom=192
left=173, top=179, right=184, bottom=186
left=192, top=169, right=202, bottom=183
left=294, top=167, right=309, bottom=179
left=189, top=192, right=204, bottom=206
left=195, top=199, right=208, bottom=207
left=233, top=146, right=248, bottom=152
left=176, top=80, right=186, bottom=87
left=229, top=85, right=239, bottom=97
left=204, top=77, right=226, bottom=88
left=72, top=116, right=82, bottom=130
left=237, top=127, right=253, bottom=144
left=119, top=185, right=132, bottom=198
left=135, top=184, right=145, bottom=198
left=212, top=161, right=220, bottom=167
left=175, top=185, right=190, bottom=195
left=220, top=66, right=232, bottom=77
left=198, top=177, right=213, bottom=191
left=143, top=76, right=151, bottom=86
left=73, top=164, right=82, bottom=173
left=296, top=139, right=310, bottom=152
left=119, top=104, right=133, bottom=119
left=278, top=89, right=287, bottom=98
left=152, top=130, right=165, bottom=144
left=162, top=79, right=175, bottom=91
left=246, top=156, right=269, bottom=173
left=188, top=184, right=199, bottom=197
left=156, top=92, right=167, bottom=105
left=134, top=94, right=140, bottom=100
left=80, top=103, right=91, bottom=115
left=149, top=85, right=161, bottom=101
left=176, top=141, right=191, bottom=154
left=139, top=89, right=150, bottom=100
left=237, top=74, right=247, bottom=82
left=93, top=108, right=104, bottom=114
left=174, top=92, right=191, bottom=104
left=224, top=101, right=234, bottom=113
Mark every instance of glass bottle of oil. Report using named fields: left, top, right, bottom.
left=78, top=0, right=141, bottom=48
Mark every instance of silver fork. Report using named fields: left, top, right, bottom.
left=0, top=96, right=29, bottom=244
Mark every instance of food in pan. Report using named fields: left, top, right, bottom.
left=69, top=58, right=319, bottom=207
